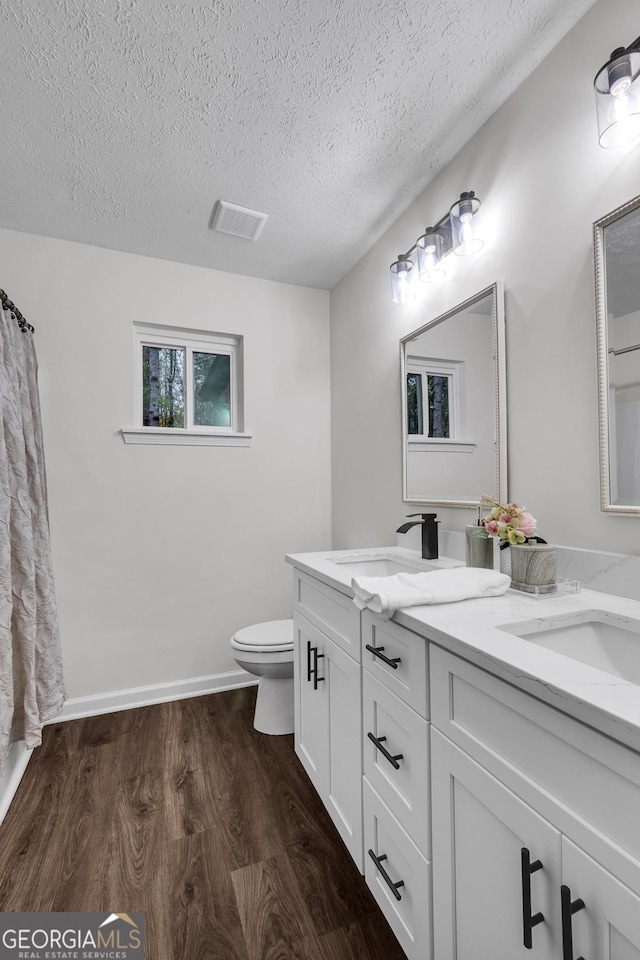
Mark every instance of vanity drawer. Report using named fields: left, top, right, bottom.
left=293, top=570, right=361, bottom=661
left=363, top=778, right=432, bottom=960
left=430, top=645, right=640, bottom=888
left=361, top=611, right=429, bottom=717
left=363, top=671, right=430, bottom=857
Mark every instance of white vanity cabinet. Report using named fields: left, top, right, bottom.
left=361, top=612, right=432, bottom=960
left=292, top=570, right=363, bottom=869
left=430, top=645, right=640, bottom=960
left=288, top=551, right=640, bottom=960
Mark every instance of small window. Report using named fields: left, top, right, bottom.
left=406, top=358, right=459, bottom=438
left=123, top=324, right=251, bottom=446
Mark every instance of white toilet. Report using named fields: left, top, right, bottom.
left=230, top=619, right=295, bottom=735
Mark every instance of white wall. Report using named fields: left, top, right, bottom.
left=0, top=229, right=331, bottom=698
left=330, top=0, right=640, bottom=556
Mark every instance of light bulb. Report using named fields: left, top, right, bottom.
left=602, top=87, right=640, bottom=146
left=420, top=251, right=445, bottom=282
left=390, top=257, right=415, bottom=304
left=417, top=230, right=445, bottom=282
left=610, top=85, right=636, bottom=119
left=455, top=218, right=483, bottom=256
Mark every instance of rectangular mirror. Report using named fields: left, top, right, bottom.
left=595, top=194, right=640, bottom=514
left=400, top=283, right=507, bottom=507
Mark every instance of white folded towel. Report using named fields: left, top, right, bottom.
left=351, top=567, right=511, bottom=619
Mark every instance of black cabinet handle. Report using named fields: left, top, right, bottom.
left=521, top=848, right=544, bottom=949
left=306, top=641, right=313, bottom=682
left=368, top=849, right=405, bottom=901
left=306, top=641, right=325, bottom=689
left=365, top=644, right=401, bottom=669
left=561, top=884, right=585, bottom=960
left=313, top=647, right=325, bottom=689
left=367, top=732, right=404, bottom=770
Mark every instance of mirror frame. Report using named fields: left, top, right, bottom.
left=594, top=192, right=640, bottom=515
left=400, top=281, right=507, bottom=507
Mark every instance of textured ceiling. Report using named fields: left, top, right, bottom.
left=0, top=0, right=597, bottom=290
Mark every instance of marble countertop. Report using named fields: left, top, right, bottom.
left=285, top=546, right=640, bottom=752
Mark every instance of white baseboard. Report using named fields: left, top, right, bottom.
left=54, top=669, right=258, bottom=722
left=0, top=670, right=257, bottom=826
left=0, top=741, right=33, bottom=827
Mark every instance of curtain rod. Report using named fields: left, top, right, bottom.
left=608, top=342, right=640, bottom=356
left=0, top=289, right=34, bottom=333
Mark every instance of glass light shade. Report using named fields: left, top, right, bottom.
left=390, top=256, right=415, bottom=304
left=595, top=49, right=640, bottom=148
left=416, top=230, right=445, bottom=282
left=449, top=192, right=484, bottom=256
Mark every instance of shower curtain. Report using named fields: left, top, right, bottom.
left=0, top=291, right=65, bottom=775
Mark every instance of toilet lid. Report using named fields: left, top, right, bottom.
left=231, top=619, right=294, bottom=651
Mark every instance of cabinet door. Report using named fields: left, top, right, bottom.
left=294, top=612, right=329, bottom=795
left=293, top=611, right=363, bottom=870
left=431, top=729, right=561, bottom=960
left=562, top=838, right=640, bottom=960
left=325, top=636, right=363, bottom=870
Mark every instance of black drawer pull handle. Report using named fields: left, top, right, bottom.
left=306, top=641, right=313, bottom=683
left=368, top=849, right=405, bottom=901
left=561, top=884, right=585, bottom=960
left=313, top=648, right=325, bottom=689
left=367, top=732, right=404, bottom=770
left=365, top=644, right=401, bottom=669
left=521, top=848, right=544, bottom=949
left=306, top=642, right=325, bottom=689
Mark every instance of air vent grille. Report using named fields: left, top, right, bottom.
left=211, top=201, right=268, bottom=241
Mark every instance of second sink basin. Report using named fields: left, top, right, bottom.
left=497, top=609, right=640, bottom=684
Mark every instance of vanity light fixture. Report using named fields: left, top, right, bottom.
left=595, top=36, right=640, bottom=148
left=390, top=254, right=416, bottom=304
left=450, top=192, right=484, bottom=256
left=416, top=228, right=445, bottom=282
left=389, top=191, right=483, bottom=303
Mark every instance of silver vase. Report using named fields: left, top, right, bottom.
left=465, top=527, right=494, bottom=569
left=510, top=543, right=556, bottom=594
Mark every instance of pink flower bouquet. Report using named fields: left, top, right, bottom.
left=479, top=496, right=547, bottom=547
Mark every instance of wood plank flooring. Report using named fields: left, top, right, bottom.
left=0, top=687, right=406, bottom=960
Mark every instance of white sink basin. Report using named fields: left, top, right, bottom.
left=329, top=554, right=440, bottom=578
left=497, top=610, right=640, bottom=683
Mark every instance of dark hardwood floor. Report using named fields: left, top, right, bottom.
left=0, top=687, right=406, bottom=960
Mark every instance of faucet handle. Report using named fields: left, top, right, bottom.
left=406, top=512, right=438, bottom=521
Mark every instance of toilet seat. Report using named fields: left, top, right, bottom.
left=230, top=619, right=294, bottom=735
left=230, top=618, right=294, bottom=654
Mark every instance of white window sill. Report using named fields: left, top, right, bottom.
left=407, top=438, right=476, bottom=454
left=121, top=427, right=253, bottom=447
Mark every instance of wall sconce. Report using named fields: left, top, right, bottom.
left=389, top=191, right=483, bottom=303
left=390, top=254, right=416, bottom=304
left=595, top=36, right=640, bottom=148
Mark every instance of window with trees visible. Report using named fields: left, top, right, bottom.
left=406, top=358, right=459, bottom=438
left=133, top=323, right=243, bottom=435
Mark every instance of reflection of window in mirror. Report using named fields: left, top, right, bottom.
left=406, top=358, right=461, bottom=439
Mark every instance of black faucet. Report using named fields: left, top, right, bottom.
left=396, top=513, right=440, bottom=560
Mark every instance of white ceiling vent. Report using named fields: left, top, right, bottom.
left=211, top=201, right=268, bottom=241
